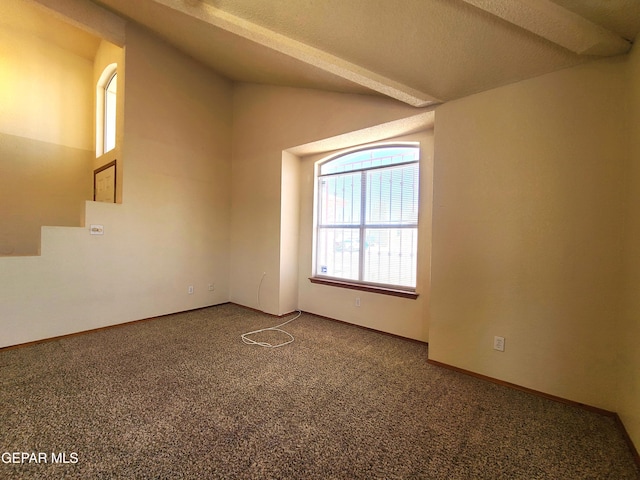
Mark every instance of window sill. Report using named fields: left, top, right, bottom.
left=309, top=277, right=419, bottom=299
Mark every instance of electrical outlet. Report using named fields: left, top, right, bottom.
left=493, top=336, right=505, bottom=352
left=355, top=297, right=361, bottom=307
left=208, top=283, right=215, bottom=291
left=188, top=286, right=194, bottom=295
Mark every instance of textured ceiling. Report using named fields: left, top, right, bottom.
left=198, top=0, right=581, bottom=101
left=552, top=0, right=640, bottom=40
left=97, top=0, right=373, bottom=95
left=25, top=0, right=640, bottom=105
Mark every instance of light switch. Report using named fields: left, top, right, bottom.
left=90, top=225, right=104, bottom=235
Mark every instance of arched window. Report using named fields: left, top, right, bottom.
left=104, top=72, right=117, bottom=153
left=97, top=64, right=117, bottom=156
left=314, top=144, right=420, bottom=290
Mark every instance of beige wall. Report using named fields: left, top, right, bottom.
left=230, top=84, right=426, bottom=316
left=0, top=23, right=93, bottom=255
left=620, top=40, right=640, bottom=451
left=0, top=24, right=93, bottom=149
left=0, top=134, right=92, bottom=255
left=0, top=24, right=232, bottom=347
left=430, top=55, right=628, bottom=412
left=279, top=150, right=301, bottom=313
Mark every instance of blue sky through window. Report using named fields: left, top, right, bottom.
left=320, top=146, right=418, bottom=175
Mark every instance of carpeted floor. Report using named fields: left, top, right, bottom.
left=1, top=303, right=638, bottom=479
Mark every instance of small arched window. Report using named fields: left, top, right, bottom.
left=314, top=144, right=420, bottom=290
left=104, top=72, right=117, bottom=153
left=97, top=64, right=117, bottom=156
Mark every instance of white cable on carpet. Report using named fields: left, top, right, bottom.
left=240, top=272, right=301, bottom=348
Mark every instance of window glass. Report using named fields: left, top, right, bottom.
left=320, top=146, right=418, bottom=175
left=316, top=145, right=419, bottom=290
left=104, top=73, right=117, bottom=154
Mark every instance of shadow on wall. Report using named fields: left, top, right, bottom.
left=0, top=133, right=94, bottom=256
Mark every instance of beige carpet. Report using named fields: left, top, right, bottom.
left=1, top=303, right=638, bottom=479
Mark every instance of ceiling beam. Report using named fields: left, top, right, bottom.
left=461, top=0, right=631, bottom=56
left=151, top=0, right=440, bottom=107
left=29, top=0, right=125, bottom=46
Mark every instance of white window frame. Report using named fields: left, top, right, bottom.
left=103, top=72, right=117, bottom=154
left=96, top=64, right=117, bottom=157
left=312, top=143, right=420, bottom=296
